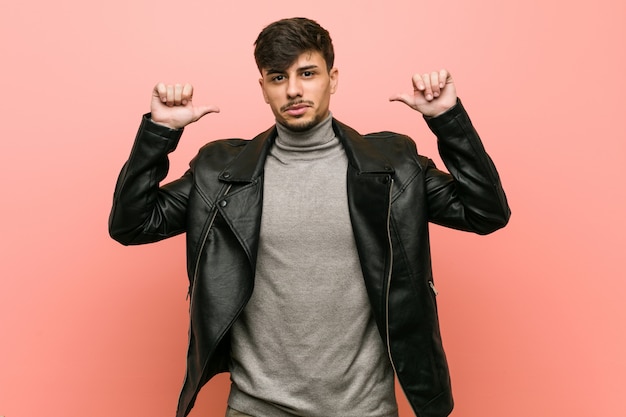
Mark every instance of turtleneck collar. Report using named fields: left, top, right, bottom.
left=275, top=113, right=335, bottom=150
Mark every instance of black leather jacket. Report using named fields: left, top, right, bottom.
left=109, top=100, right=510, bottom=417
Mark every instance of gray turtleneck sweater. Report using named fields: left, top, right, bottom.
left=228, top=115, right=397, bottom=417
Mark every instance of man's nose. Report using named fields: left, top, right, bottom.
left=286, top=77, right=303, bottom=98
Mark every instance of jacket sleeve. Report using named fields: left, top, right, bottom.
left=422, top=99, right=511, bottom=234
left=108, top=114, right=192, bottom=245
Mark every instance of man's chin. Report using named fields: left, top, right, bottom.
left=279, top=117, right=319, bottom=132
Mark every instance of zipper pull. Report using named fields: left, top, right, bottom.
left=428, top=281, right=439, bottom=296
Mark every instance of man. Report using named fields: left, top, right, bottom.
left=109, top=17, right=510, bottom=417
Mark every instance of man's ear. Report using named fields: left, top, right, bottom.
left=329, top=67, right=339, bottom=94
left=259, top=78, right=269, bottom=103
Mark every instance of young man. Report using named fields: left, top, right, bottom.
left=109, top=17, right=510, bottom=417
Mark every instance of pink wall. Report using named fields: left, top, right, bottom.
left=1, top=1, right=624, bottom=416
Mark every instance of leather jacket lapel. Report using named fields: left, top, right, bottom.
left=219, top=126, right=276, bottom=182
left=217, top=180, right=263, bottom=268
left=215, top=126, right=276, bottom=268
left=334, top=120, right=395, bottom=321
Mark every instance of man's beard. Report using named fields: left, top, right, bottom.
left=278, top=116, right=321, bottom=132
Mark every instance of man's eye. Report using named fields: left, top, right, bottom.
left=272, top=75, right=285, bottom=82
left=302, top=71, right=314, bottom=77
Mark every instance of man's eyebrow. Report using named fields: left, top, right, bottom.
left=297, top=65, right=319, bottom=72
left=264, top=64, right=319, bottom=76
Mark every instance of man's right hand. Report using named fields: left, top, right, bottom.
left=150, top=83, right=220, bottom=129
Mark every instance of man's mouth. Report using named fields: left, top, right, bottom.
left=281, top=101, right=314, bottom=116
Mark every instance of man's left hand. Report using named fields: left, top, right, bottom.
left=389, top=69, right=457, bottom=117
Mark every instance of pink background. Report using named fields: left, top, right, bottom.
left=1, top=0, right=624, bottom=416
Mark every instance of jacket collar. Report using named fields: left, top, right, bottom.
left=218, top=118, right=394, bottom=183
left=332, top=119, right=395, bottom=175
left=217, top=125, right=276, bottom=183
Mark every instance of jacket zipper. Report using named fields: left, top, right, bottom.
left=384, top=178, right=438, bottom=415
left=384, top=178, right=424, bottom=417
left=180, top=184, right=232, bottom=407
left=429, top=280, right=439, bottom=296
left=384, top=178, right=399, bottom=374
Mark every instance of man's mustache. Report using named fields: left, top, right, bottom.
left=280, top=100, right=314, bottom=112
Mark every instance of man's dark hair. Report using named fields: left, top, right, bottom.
left=254, top=17, right=335, bottom=73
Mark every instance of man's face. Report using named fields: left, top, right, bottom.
left=259, top=51, right=338, bottom=132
